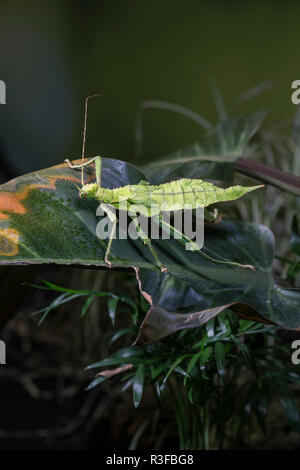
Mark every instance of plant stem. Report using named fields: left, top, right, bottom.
left=235, top=157, right=300, bottom=197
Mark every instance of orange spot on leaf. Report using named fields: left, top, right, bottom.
left=0, top=170, right=84, bottom=221
left=0, top=192, right=27, bottom=219
left=0, top=228, right=19, bottom=256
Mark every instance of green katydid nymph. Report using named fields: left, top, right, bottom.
left=65, top=95, right=263, bottom=273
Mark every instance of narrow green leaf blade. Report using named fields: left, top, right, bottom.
left=81, top=295, right=95, bottom=317
left=230, top=335, right=258, bottom=377
left=85, top=375, right=107, bottom=391
left=108, top=298, right=118, bottom=325
left=215, top=342, right=225, bottom=378
left=133, top=365, right=145, bottom=408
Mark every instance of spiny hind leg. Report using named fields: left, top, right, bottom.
left=130, top=215, right=169, bottom=273
left=159, top=217, right=255, bottom=271
left=196, top=249, right=255, bottom=271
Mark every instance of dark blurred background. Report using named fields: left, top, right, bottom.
left=0, top=0, right=299, bottom=450
left=0, top=0, right=299, bottom=176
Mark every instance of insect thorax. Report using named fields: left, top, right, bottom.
left=80, top=183, right=120, bottom=204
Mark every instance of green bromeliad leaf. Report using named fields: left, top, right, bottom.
left=143, top=111, right=267, bottom=184
left=0, top=156, right=299, bottom=338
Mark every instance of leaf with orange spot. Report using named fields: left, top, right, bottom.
left=0, top=157, right=151, bottom=267
left=0, top=157, right=299, bottom=335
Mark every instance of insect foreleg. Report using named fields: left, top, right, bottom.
left=65, top=156, right=102, bottom=187
left=159, top=217, right=255, bottom=271
left=95, top=156, right=102, bottom=186
left=130, top=214, right=169, bottom=273
left=65, top=157, right=98, bottom=169
left=100, top=203, right=118, bottom=268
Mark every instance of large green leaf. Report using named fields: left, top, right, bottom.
left=0, top=157, right=262, bottom=269
left=143, top=111, right=267, bottom=184
left=134, top=218, right=300, bottom=344
left=0, top=158, right=154, bottom=268
left=0, top=157, right=299, bottom=340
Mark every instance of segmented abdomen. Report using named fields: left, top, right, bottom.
left=120, top=178, right=260, bottom=214
left=144, top=179, right=227, bottom=211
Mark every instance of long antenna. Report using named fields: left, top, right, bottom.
left=81, top=93, right=100, bottom=185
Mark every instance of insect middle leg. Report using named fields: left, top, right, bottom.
left=159, top=217, right=255, bottom=271
left=130, top=214, right=169, bottom=273
left=100, top=203, right=118, bottom=268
